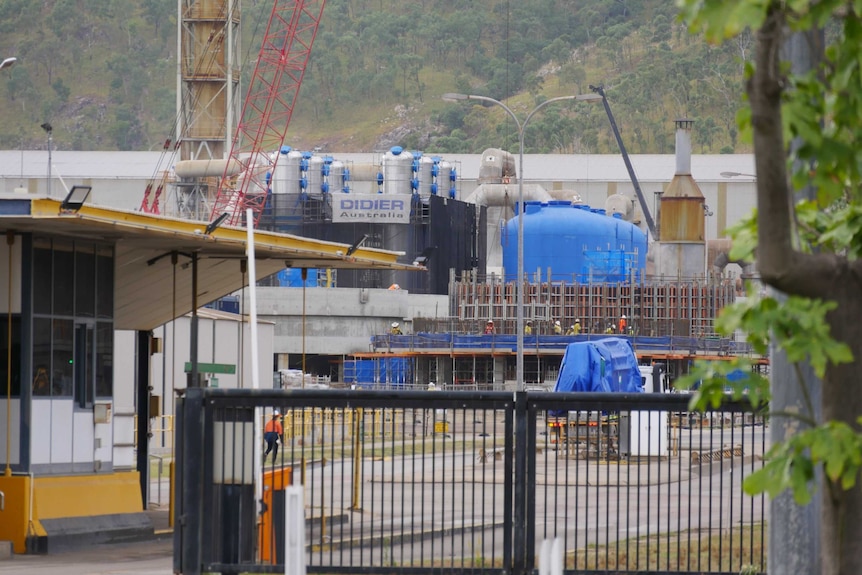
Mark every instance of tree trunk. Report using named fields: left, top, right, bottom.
left=749, top=7, right=862, bottom=575
left=821, top=295, right=862, bottom=575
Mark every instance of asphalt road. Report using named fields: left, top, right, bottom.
left=0, top=537, right=173, bottom=575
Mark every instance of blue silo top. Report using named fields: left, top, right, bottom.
left=502, top=201, right=647, bottom=283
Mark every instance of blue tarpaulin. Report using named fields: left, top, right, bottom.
left=343, top=358, right=412, bottom=387
left=553, top=337, right=644, bottom=393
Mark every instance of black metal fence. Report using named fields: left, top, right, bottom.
left=174, top=388, right=767, bottom=575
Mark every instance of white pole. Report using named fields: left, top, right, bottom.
left=247, top=209, right=263, bottom=534
left=246, top=209, right=260, bottom=391
left=550, top=537, right=563, bottom=575
left=284, top=485, right=307, bottom=575
left=539, top=539, right=551, bottom=575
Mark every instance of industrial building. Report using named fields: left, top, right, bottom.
left=0, top=139, right=761, bottom=390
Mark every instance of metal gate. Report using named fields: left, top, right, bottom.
left=174, top=388, right=766, bottom=575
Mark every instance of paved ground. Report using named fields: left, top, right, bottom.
left=0, top=486, right=174, bottom=575
left=0, top=533, right=173, bottom=575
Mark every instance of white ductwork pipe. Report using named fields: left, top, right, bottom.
left=547, top=189, right=585, bottom=203
left=174, top=158, right=243, bottom=178
left=708, top=237, right=757, bottom=279
left=464, top=183, right=552, bottom=207
left=605, top=193, right=634, bottom=219
left=478, top=148, right=517, bottom=184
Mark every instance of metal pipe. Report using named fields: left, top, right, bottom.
left=589, top=85, right=658, bottom=239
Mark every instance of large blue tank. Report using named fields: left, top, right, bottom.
left=502, top=201, right=647, bottom=282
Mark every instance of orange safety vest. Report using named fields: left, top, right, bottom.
left=265, top=418, right=282, bottom=434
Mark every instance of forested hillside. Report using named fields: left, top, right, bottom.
left=0, top=0, right=750, bottom=154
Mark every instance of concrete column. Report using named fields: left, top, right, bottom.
left=493, top=357, right=506, bottom=390
left=276, top=353, right=290, bottom=371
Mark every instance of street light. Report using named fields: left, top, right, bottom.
left=0, top=57, right=16, bottom=71
left=442, top=92, right=601, bottom=390
left=41, top=122, right=53, bottom=198
left=720, top=171, right=756, bottom=178
left=703, top=203, right=714, bottom=281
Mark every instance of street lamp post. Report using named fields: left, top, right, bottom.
left=704, top=204, right=714, bottom=281
left=442, top=92, right=600, bottom=390
left=40, top=122, right=53, bottom=198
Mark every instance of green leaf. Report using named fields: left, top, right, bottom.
left=724, top=210, right=758, bottom=262
left=675, top=359, right=768, bottom=412
left=676, top=0, right=770, bottom=43
left=744, top=424, right=862, bottom=506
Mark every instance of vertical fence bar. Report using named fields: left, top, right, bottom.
left=172, top=394, right=186, bottom=575
left=180, top=387, right=204, bottom=575
left=525, top=399, right=538, bottom=570
left=512, top=390, right=528, bottom=575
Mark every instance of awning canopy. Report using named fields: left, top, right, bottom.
left=0, top=196, right=421, bottom=330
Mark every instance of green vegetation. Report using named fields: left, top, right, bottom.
left=0, top=0, right=749, bottom=154
left=384, top=524, right=764, bottom=572
left=677, top=0, right=862, bottom=571
left=571, top=524, right=764, bottom=572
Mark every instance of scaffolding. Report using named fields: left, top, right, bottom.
left=450, top=272, right=738, bottom=338
left=345, top=272, right=757, bottom=389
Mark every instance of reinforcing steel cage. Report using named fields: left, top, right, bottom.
left=174, top=388, right=767, bottom=575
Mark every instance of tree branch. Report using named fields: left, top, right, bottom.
left=749, top=5, right=849, bottom=300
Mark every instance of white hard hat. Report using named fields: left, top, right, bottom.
left=487, top=319, right=494, bottom=324
left=555, top=320, right=561, bottom=325
left=391, top=322, right=399, bottom=328
left=621, top=314, right=627, bottom=319
left=273, top=409, right=280, bottom=416
left=575, top=319, right=580, bottom=323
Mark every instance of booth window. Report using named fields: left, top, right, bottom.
left=32, top=242, right=52, bottom=315
left=96, top=247, right=113, bottom=319
left=95, top=322, right=112, bottom=398
left=75, top=244, right=95, bottom=318
left=31, top=237, right=113, bottom=407
left=74, top=323, right=94, bottom=408
left=32, top=317, right=51, bottom=396
left=53, top=245, right=74, bottom=316
left=1, top=316, right=21, bottom=396
left=52, top=319, right=73, bottom=397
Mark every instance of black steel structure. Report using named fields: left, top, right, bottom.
left=259, top=193, right=485, bottom=295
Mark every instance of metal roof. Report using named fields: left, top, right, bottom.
left=0, top=195, right=419, bottom=331
left=0, top=151, right=756, bottom=183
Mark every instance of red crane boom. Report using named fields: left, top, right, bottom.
left=210, top=0, right=326, bottom=228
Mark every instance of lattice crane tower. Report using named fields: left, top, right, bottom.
left=178, top=0, right=241, bottom=163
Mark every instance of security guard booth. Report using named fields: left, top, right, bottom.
left=0, top=195, right=414, bottom=553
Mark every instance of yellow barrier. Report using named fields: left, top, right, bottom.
left=262, top=408, right=408, bottom=442
left=133, top=414, right=175, bottom=450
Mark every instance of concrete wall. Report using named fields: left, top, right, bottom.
left=252, top=287, right=447, bottom=356
left=149, top=313, right=275, bottom=402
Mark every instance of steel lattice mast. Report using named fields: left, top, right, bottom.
left=210, top=0, right=326, bottom=227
